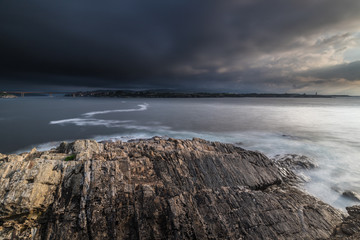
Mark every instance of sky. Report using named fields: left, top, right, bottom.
left=1, top=0, right=360, bottom=94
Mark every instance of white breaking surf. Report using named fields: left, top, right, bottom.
left=82, top=103, right=148, bottom=117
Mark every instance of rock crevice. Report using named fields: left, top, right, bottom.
left=0, top=137, right=358, bottom=239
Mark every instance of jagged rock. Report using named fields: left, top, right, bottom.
left=57, top=139, right=103, bottom=160
left=0, top=137, right=355, bottom=239
left=332, top=205, right=360, bottom=239
left=0, top=93, right=17, bottom=99
left=342, top=191, right=360, bottom=202
left=272, top=154, right=317, bottom=185
left=0, top=153, right=6, bottom=160
left=56, top=142, right=69, bottom=153
left=273, top=154, right=318, bottom=170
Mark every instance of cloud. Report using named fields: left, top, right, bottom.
left=300, top=61, right=360, bottom=81
left=252, top=32, right=358, bottom=72
left=1, top=0, right=360, bottom=93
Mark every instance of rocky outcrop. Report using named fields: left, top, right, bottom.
left=332, top=205, right=360, bottom=239
left=342, top=191, right=360, bottom=202
left=0, top=93, right=17, bottom=98
left=272, top=154, right=318, bottom=185
left=0, top=137, right=358, bottom=239
left=273, top=154, right=318, bottom=170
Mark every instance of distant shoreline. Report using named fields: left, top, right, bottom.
left=0, top=92, right=17, bottom=98
left=66, top=90, right=351, bottom=98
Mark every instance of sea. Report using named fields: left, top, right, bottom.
left=1, top=96, right=360, bottom=210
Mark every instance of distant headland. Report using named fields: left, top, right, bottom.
left=66, top=89, right=351, bottom=98
left=1, top=90, right=353, bottom=98
left=0, top=92, right=17, bottom=98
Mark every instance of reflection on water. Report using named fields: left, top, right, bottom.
left=1, top=96, right=360, bottom=210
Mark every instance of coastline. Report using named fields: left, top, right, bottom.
left=67, top=90, right=352, bottom=98
left=0, top=137, right=359, bottom=239
left=0, top=93, right=17, bottom=99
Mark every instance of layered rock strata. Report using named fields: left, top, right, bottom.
left=0, top=137, right=358, bottom=239
left=332, top=205, right=360, bottom=239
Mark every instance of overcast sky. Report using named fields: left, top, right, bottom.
left=1, top=0, right=360, bottom=94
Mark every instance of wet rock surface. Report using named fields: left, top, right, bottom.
left=272, top=154, right=317, bottom=185
left=0, top=137, right=358, bottom=239
left=332, top=205, right=360, bottom=239
left=342, top=191, right=360, bottom=202
left=273, top=154, right=318, bottom=170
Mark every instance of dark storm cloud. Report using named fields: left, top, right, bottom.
left=1, top=0, right=360, bottom=91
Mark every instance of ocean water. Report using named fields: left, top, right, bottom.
left=1, top=96, right=360, bottom=210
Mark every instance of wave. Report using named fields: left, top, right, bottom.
left=82, top=103, right=148, bottom=117
left=49, top=118, right=133, bottom=127
left=13, top=141, right=62, bottom=154
left=49, top=118, right=171, bottom=130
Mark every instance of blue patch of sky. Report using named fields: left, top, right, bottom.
left=343, top=32, right=360, bottom=62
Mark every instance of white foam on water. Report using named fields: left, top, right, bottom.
left=93, top=133, right=156, bottom=143
left=49, top=118, right=134, bottom=127
left=14, top=124, right=360, bottom=210
left=43, top=97, right=360, bottom=211
left=90, top=128, right=360, bottom=211
left=82, top=103, right=148, bottom=117
left=49, top=117, right=173, bottom=131
left=13, top=141, right=63, bottom=154
left=121, top=124, right=171, bottom=131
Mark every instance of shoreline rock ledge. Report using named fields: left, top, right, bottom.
left=0, top=137, right=359, bottom=239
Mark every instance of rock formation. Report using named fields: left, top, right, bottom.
left=332, top=205, right=360, bottom=239
left=273, top=154, right=318, bottom=170
left=342, top=191, right=360, bottom=202
left=0, top=137, right=358, bottom=239
left=272, top=154, right=318, bottom=185
left=0, top=93, right=17, bottom=98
